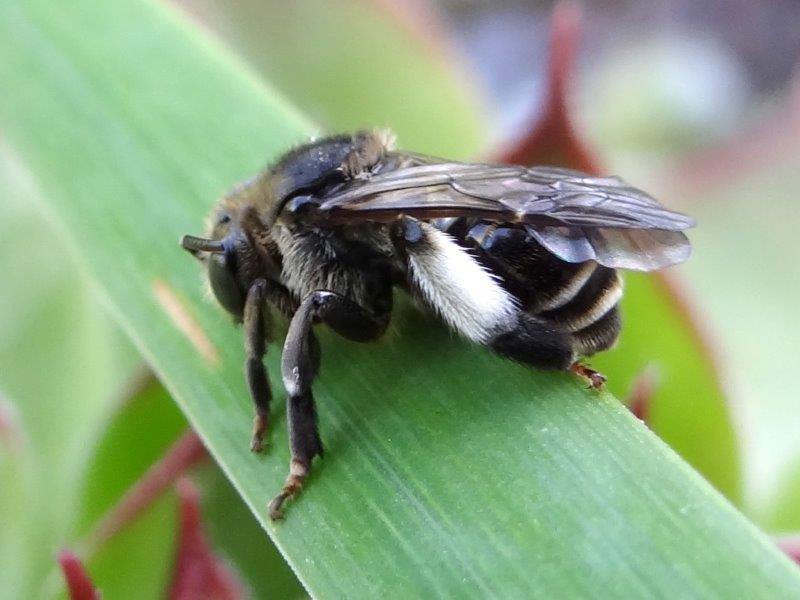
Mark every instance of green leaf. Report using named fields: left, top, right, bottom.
left=74, top=378, right=187, bottom=533
left=68, top=376, right=303, bottom=599
left=592, top=273, right=741, bottom=502
left=2, top=0, right=799, bottom=596
left=681, top=156, right=800, bottom=513
left=766, top=458, right=800, bottom=533
left=184, top=0, right=486, bottom=158
left=0, top=142, right=139, bottom=598
left=51, top=379, right=185, bottom=600
left=66, top=495, right=177, bottom=600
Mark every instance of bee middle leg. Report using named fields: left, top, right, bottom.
left=269, top=290, right=389, bottom=519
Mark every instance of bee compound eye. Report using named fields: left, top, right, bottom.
left=208, top=253, right=245, bottom=319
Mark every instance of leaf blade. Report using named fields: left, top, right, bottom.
left=2, top=0, right=799, bottom=597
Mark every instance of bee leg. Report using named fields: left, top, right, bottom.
left=244, top=279, right=273, bottom=453
left=568, top=361, right=607, bottom=390
left=489, top=313, right=576, bottom=371
left=268, top=385, right=321, bottom=521
left=269, top=290, right=388, bottom=519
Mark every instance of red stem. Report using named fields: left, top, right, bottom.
left=58, top=550, right=101, bottom=600
left=168, top=478, right=245, bottom=600
left=775, top=535, right=800, bottom=565
left=86, top=429, right=208, bottom=550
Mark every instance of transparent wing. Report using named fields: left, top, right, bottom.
left=308, top=160, right=694, bottom=271
left=525, top=226, right=691, bottom=271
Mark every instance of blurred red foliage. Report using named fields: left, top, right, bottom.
left=168, top=478, right=245, bottom=600
left=58, top=550, right=100, bottom=600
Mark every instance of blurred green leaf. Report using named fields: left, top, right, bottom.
left=74, top=377, right=187, bottom=533
left=68, top=376, right=302, bottom=599
left=0, top=143, right=139, bottom=597
left=593, top=273, right=741, bottom=503
left=766, top=458, right=800, bottom=533
left=66, top=495, right=177, bottom=600
left=183, top=0, right=486, bottom=158
left=52, top=378, right=185, bottom=599
left=681, top=156, right=800, bottom=513
left=0, top=393, right=31, bottom=597
left=2, top=0, right=800, bottom=597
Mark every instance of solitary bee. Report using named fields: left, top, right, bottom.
left=181, top=129, right=693, bottom=519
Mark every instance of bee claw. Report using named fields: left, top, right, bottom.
left=250, top=414, right=269, bottom=453
left=250, top=437, right=264, bottom=453
left=267, top=494, right=288, bottom=521
left=268, top=458, right=309, bottom=521
left=570, top=361, right=607, bottom=390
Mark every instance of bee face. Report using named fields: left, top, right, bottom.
left=200, top=205, right=252, bottom=322
left=182, top=182, right=282, bottom=322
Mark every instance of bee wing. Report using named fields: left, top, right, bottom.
left=524, top=225, right=691, bottom=271
left=314, top=162, right=694, bottom=271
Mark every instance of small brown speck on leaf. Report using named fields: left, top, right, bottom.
left=152, top=279, right=220, bottom=365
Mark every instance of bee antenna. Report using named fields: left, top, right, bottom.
left=180, top=235, right=225, bottom=254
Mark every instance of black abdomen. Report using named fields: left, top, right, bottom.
left=437, top=218, right=622, bottom=356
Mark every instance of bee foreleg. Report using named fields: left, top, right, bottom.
left=244, top=279, right=273, bottom=453
left=269, top=290, right=388, bottom=519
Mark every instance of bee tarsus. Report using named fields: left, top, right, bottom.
left=569, top=361, right=607, bottom=390
left=268, top=456, right=313, bottom=520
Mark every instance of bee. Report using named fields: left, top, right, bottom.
left=181, top=129, right=694, bottom=519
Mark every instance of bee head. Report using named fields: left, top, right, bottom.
left=181, top=184, right=279, bottom=322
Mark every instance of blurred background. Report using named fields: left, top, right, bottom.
left=2, top=0, right=799, bottom=597
left=178, top=0, right=800, bottom=511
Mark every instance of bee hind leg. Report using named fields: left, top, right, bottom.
left=488, top=314, right=606, bottom=389
left=269, top=290, right=389, bottom=520
left=489, top=312, right=576, bottom=372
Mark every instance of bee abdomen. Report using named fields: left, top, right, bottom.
left=456, top=221, right=623, bottom=355
left=572, top=306, right=621, bottom=355
left=462, top=224, right=589, bottom=309
left=536, top=267, right=623, bottom=332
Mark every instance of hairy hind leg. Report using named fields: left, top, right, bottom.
left=488, top=312, right=575, bottom=370
left=395, top=216, right=603, bottom=389
left=488, top=315, right=606, bottom=388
